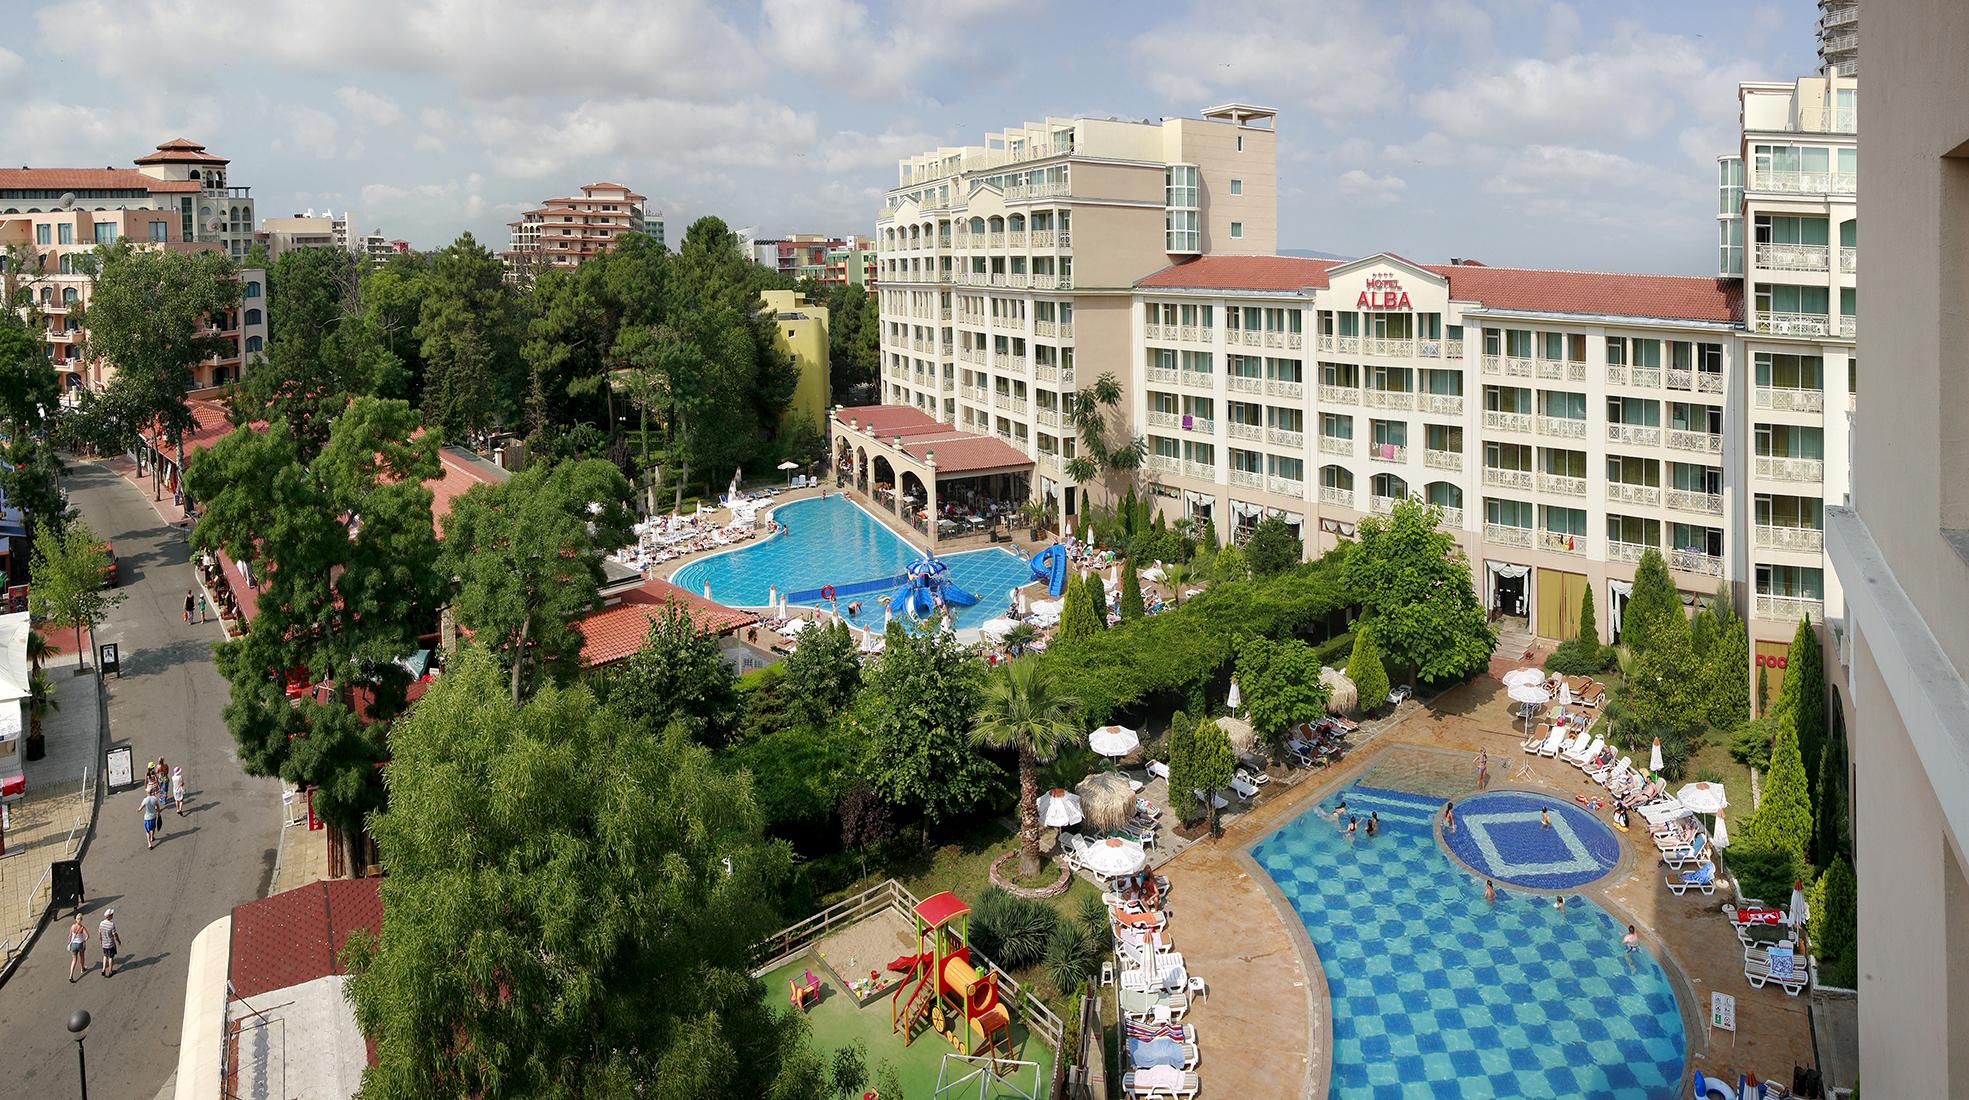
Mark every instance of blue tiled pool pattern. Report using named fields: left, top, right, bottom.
left=1442, top=791, right=1623, bottom=891
left=669, top=496, right=1034, bottom=631
left=1251, top=784, right=1684, bottom=1099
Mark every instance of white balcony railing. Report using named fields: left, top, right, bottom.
left=1268, top=475, right=1304, bottom=496
left=1606, top=540, right=1652, bottom=564
left=1267, top=428, right=1305, bottom=450
left=1365, top=337, right=1413, bottom=357
left=1368, top=443, right=1407, bottom=464
left=1538, top=416, right=1588, bottom=440
left=1665, top=489, right=1725, bottom=516
left=1839, top=246, right=1856, bottom=274
left=1749, top=170, right=1856, bottom=196
left=1319, top=384, right=1359, bottom=406
left=1319, top=436, right=1353, bottom=456
left=1227, top=422, right=1263, bottom=442
left=1229, top=469, right=1264, bottom=490
left=1145, top=410, right=1179, bottom=429
left=1754, top=241, right=1830, bottom=272
left=1147, top=454, right=1181, bottom=475
left=1755, top=594, right=1822, bottom=622
left=1424, top=448, right=1462, bottom=471
left=1754, top=311, right=1835, bottom=338
left=1483, top=467, right=1535, bottom=491
left=1363, top=389, right=1413, bottom=411
left=1485, top=411, right=1533, bottom=434
left=1505, top=357, right=1534, bottom=378
left=1538, top=472, right=1588, bottom=498
left=1320, top=486, right=1354, bottom=508
left=1419, top=394, right=1464, bottom=416
left=1485, top=523, right=1535, bottom=548
left=1227, top=375, right=1263, bottom=394
left=1671, top=549, right=1726, bottom=577
left=1665, top=429, right=1721, bottom=454
left=1369, top=495, right=1400, bottom=515
left=1438, top=506, right=1465, bottom=530
left=1184, top=460, right=1214, bottom=480
left=1266, top=380, right=1305, bottom=400
left=1607, top=422, right=1663, bottom=447
left=1036, top=409, right=1061, bottom=429
left=1609, top=482, right=1663, bottom=507
left=1755, top=455, right=1826, bottom=482
left=1445, top=339, right=1464, bottom=359
left=1181, top=371, right=1214, bottom=391
left=1540, top=531, right=1586, bottom=555
left=1756, top=524, right=1825, bottom=552
left=1754, top=386, right=1826, bottom=413
left=1665, top=368, right=1725, bottom=395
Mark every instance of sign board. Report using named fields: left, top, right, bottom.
left=106, top=745, right=134, bottom=790
left=1710, top=991, right=1737, bottom=1032
left=99, top=642, right=121, bottom=677
left=1356, top=272, right=1413, bottom=310
left=51, top=858, right=84, bottom=910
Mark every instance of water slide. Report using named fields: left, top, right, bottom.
left=1029, top=542, right=1067, bottom=597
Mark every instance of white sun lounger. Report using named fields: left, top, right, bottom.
left=1590, top=756, right=1630, bottom=786
left=1661, top=832, right=1709, bottom=869
left=1119, top=987, right=1190, bottom=1022
left=1230, top=774, right=1261, bottom=800
left=1120, top=1069, right=1201, bottom=1099
left=1535, top=727, right=1572, bottom=757
left=1564, top=735, right=1604, bottom=768
left=1665, top=860, right=1717, bottom=895
left=1147, top=760, right=1171, bottom=781
left=1640, top=798, right=1690, bottom=825
left=1744, top=946, right=1806, bottom=995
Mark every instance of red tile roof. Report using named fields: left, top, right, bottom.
left=576, top=577, right=759, bottom=667
left=227, top=878, right=383, bottom=1000
left=134, top=138, right=227, bottom=165
left=834, top=404, right=946, bottom=436
left=426, top=447, right=507, bottom=535
left=833, top=405, right=1032, bottom=473
left=0, top=167, right=200, bottom=192
left=1135, top=255, right=1745, bottom=323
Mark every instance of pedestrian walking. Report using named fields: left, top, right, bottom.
left=171, top=764, right=188, bottom=816
left=68, top=914, right=89, bottom=981
left=98, top=910, right=120, bottom=977
left=197, top=591, right=208, bottom=624
left=142, top=788, right=162, bottom=850
left=1475, top=749, right=1489, bottom=791
left=183, top=589, right=195, bottom=624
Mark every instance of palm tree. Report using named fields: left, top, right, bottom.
left=1003, top=622, right=1039, bottom=656
left=25, top=669, right=57, bottom=761
left=25, top=628, right=51, bottom=671
left=971, top=656, right=1081, bottom=878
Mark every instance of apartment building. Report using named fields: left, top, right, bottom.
left=762, top=234, right=878, bottom=288
left=258, top=209, right=352, bottom=259
left=360, top=232, right=409, bottom=261
left=502, top=182, right=659, bottom=280
left=1825, top=1, right=1969, bottom=1094
left=0, top=138, right=255, bottom=260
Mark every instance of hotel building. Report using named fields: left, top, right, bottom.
left=258, top=209, right=353, bottom=259
left=1825, top=0, right=1969, bottom=1093
left=872, top=77, right=1856, bottom=662
left=503, top=181, right=659, bottom=281
left=0, top=139, right=267, bottom=393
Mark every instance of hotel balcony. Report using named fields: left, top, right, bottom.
left=1754, top=387, right=1826, bottom=413
left=1181, top=371, right=1214, bottom=391
left=1537, top=472, right=1588, bottom=498
left=1318, top=384, right=1358, bottom=406
left=1755, top=524, right=1825, bottom=553
left=1230, top=469, right=1264, bottom=490
left=1839, top=247, right=1855, bottom=274
left=1363, top=337, right=1413, bottom=358
left=1608, top=482, right=1663, bottom=508
left=1184, top=460, right=1215, bottom=479
left=1754, top=242, right=1830, bottom=273
left=1671, top=549, right=1726, bottom=578
left=1145, top=410, right=1179, bottom=429
left=1228, top=422, right=1263, bottom=443
left=1480, top=355, right=1535, bottom=379
left=1319, top=485, right=1354, bottom=508
left=1268, top=475, right=1303, bottom=496
left=1146, top=365, right=1179, bottom=385
left=1665, top=489, right=1726, bottom=516
left=1418, top=394, right=1464, bottom=417
left=1606, top=365, right=1664, bottom=389
left=960, top=385, right=987, bottom=403
left=1537, top=416, right=1588, bottom=441
left=1754, top=593, right=1822, bottom=622
left=1318, top=435, right=1352, bottom=457
left=1754, top=455, right=1826, bottom=483
left=1665, top=369, right=1725, bottom=395
left=1369, top=494, right=1401, bottom=515
left=1665, top=429, right=1722, bottom=455
left=1485, top=522, right=1535, bottom=549
left=1540, top=531, right=1586, bottom=556
left=1188, top=417, right=1216, bottom=435
left=1444, top=339, right=1464, bottom=359
left=1754, top=312, right=1837, bottom=339
left=1227, top=375, right=1263, bottom=395
left=997, top=395, right=1028, bottom=416
left=1748, top=169, right=1856, bottom=196
left=1034, top=364, right=1073, bottom=386
left=1424, top=448, right=1463, bottom=472
left=1482, top=467, right=1535, bottom=492
left=1485, top=411, right=1534, bottom=434
left=1607, top=540, right=1653, bottom=564
left=1147, top=454, right=1181, bottom=476
left=1266, top=379, right=1305, bottom=400
left=1230, top=329, right=1302, bottom=351
left=1534, top=358, right=1588, bottom=383
left=1369, top=443, right=1407, bottom=464
left=1036, top=409, right=1062, bottom=429
left=1362, top=389, right=1413, bottom=411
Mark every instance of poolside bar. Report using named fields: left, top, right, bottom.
left=830, top=404, right=1034, bottom=550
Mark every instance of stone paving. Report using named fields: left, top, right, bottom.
left=0, top=672, right=101, bottom=967
left=1156, top=677, right=1818, bottom=1099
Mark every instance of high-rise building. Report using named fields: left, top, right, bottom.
left=1818, top=0, right=1859, bottom=75
left=502, top=182, right=659, bottom=281
left=0, top=139, right=267, bottom=394
left=1825, top=2, right=1969, bottom=1095
left=258, top=209, right=353, bottom=259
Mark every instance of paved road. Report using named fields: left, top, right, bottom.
left=0, top=460, right=279, bottom=1099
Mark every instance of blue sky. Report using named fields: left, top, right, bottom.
left=1, top=0, right=1818, bottom=272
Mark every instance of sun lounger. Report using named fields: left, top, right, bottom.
left=1545, top=729, right=1586, bottom=759
left=1653, top=823, right=1700, bottom=851
left=1563, top=735, right=1604, bottom=767
left=1661, top=833, right=1709, bottom=868
left=1590, top=756, right=1630, bottom=786
left=1576, top=680, right=1608, bottom=707
left=1230, top=774, right=1260, bottom=800
left=1193, top=788, right=1229, bottom=810
left=1531, top=726, right=1568, bottom=756
left=1641, top=802, right=1691, bottom=828
left=1125, top=1036, right=1202, bottom=1072
left=1121, top=1068, right=1201, bottom=1099
left=1124, top=1020, right=1196, bottom=1044
left=1147, top=760, right=1171, bottom=781
left=1666, top=860, right=1717, bottom=895
left=1327, top=714, right=1360, bottom=734
left=1723, top=902, right=1788, bottom=928
left=1744, top=945, right=1806, bottom=995
left=1237, top=766, right=1271, bottom=787
left=1119, top=987, right=1190, bottom=1022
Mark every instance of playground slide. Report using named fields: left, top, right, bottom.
left=1030, top=543, right=1067, bottom=597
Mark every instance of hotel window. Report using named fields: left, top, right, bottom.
left=1755, top=284, right=1830, bottom=318
left=1230, top=401, right=1263, bottom=428
left=1505, top=329, right=1533, bottom=358
left=1322, top=413, right=1354, bottom=441
left=1230, top=178, right=1243, bottom=195
left=1541, top=390, right=1585, bottom=420
left=1230, top=222, right=1243, bottom=239
left=1754, top=214, right=1829, bottom=247
left=1165, top=165, right=1200, bottom=252
left=1719, top=218, right=1744, bottom=277
left=1268, top=407, right=1302, bottom=433
left=1754, top=423, right=1824, bottom=459
left=1421, top=369, right=1462, bottom=396
left=34, top=224, right=50, bottom=245
left=1755, top=563, right=1823, bottom=599
left=1607, top=514, right=1660, bottom=547
left=1427, top=482, right=1462, bottom=510
left=1232, top=449, right=1264, bottom=474
left=1607, top=396, right=1660, bottom=427
left=1485, top=441, right=1533, bottom=472
left=1607, top=455, right=1660, bottom=487
left=57, top=223, right=72, bottom=245
left=1755, top=494, right=1823, bottom=530
left=1718, top=156, right=1743, bottom=214
left=1321, top=465, right=1353, bottom=491
left=1266, top=357, right=1301, bottom=383
left=1236, top=135, right=1244, bottom=152
left=1426, top=424, right=1462, bottom=454
left=1672, top=402, right=1724, bottom=436
left=1229, top=355, right=1263, bottom=382
left=1672, top=462, right=1722, bottom=494
left=1755, top=353, right=1823, bottom=391
left=1542, top=505, right=1586, bottom=537
left=93, top=222, right=117, bottom=244
left=148, top=221, right=169, bottom=242
left=1486, top=497, right=1533, bottom=529
left=1370, top=419, right=1407, bottom=449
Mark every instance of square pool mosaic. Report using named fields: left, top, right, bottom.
left=1250, top=783, right=1685, bottom=1098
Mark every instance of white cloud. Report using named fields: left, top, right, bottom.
left=1132, top=0, right=1407, bottom=122
left=1543, top=3, right=1582, bottom=58
left=1336, top=169, right=1407, bottom=208
left=270, top=105, right=343, bottom=160
left=336, top=86, right=404, bottom=129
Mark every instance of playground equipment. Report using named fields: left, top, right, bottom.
left=890, top=892, right=1013, bottom=1063
left=887, top=553, right=980, bottom=621
left=1028, top=542, right=1067, bottom=597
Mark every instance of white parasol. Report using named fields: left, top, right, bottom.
left=1789, top=879, right=1810, bottom=934
left=1674, top=782, right=1728, bottom=814
left=979, top=618, right=1020, bottom=640
left=1080, top=836, right=1147, bottom=879
left=1508, top=683, right=1552, bottom=706
left=779, top=595, right=789, bottom=619
left=1501, top=667, right=1545, bottom=689
left=1650, top=737, right=1664, bottom=773
left=1558, top=678, right=1574, bottom=708
left=1038, top=788, right=1083, bottom=828
left=1712, top=810, right=1729, bottom=850
left=776, top=460, right=799, bottom=470
left=1227, top=678, right=1241, bottom=711
left=1089, top=724, right=1141, bottom=758
left=703, top=581, right=714, bottom=601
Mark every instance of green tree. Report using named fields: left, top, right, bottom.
left=1576, top=584, right=1600, bottom=648
left=1118, top=558, right=1144, bottom=621
left=1346, top=626, right=1391, bottom=716
left=830, top=1042, right=869, bottom=1100
left=1164, top=717, right=1200, bottom=826
left=1244, top=515, right=1302, bottom=576
left=416, top=232, right=521, bottom=442
left=343, top=647, right=798, bottom=1099
left=1058, top=570, right=1101, bottom=641
left=1604, top=609, right=1707, bottom=774
left=853, top=625, right=998, bottom=834
left=1809, top=856, right=1858, bottom=987
left=26, top=518, right=123, bottom=669
left=267, top=243, right=357, bottom=353
left=1081, top=571, right=1110, bottom=629
left=1189, top=717, right=1236, bottom=835
left=1703, top=599, right=1751, bottom=733
left=1343, top=498, right=1494, bottom=683
left=1235, top=636, right=1329, bottom=751
left=440, top=457, right=634, bottom=704
left=1065, top=372, right=1144, bottom=510
left=1619, top=548, right=1681, bottom=654
left=1814, top=739, right=1847, bottom=867
left=1, top=435, right=69, bottom=543
left=0, top=312, right=58, bottom=432
left=1210, top=542, right=1248, bottom=584
left=616, top=606, right=740, bottom=747
left=79, top=241, right=239, bottom=501
left=1781, top=617, right=1827, bottom=804
left=777, top=620, right=862, bottom=731
left=1740, top=722, right=1813, bottom=871
left=1546, top=586, right=1609, bottom=675
left=970, top=657, right=1080, bottom=877
left=356, top=254, right=431, bottom=399
left=823, top=283, right=879, bottom=402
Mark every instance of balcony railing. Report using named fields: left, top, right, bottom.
left=1607, top=540, right=1653, bottom=564
left=1485, top=523, right=1535, bottom=548
left=1267, top=428, right=1305, bottom=450
left=1145, top=410, right=1179, bottom=429
left=1672, top=549, right=1726, bottom=577
left=1538, top=416, right=1587, bottom=440
left=1181, top=371, right=1214, bottom=391
left=961, top=385, right=987, bottom=403
left=1666, top=368, right=1725, bottom=395
left=1418, top=394, right=1463, bottom=416
left=1319, top=435, right=1352, bottom=456
left=1188, top=417, right=1216, bottom=435
left=1317, top=334, right=1334, bottom=352
left=1000, top=396, right=1028, bottom=415
left=1667, top=429, right=1723, bottom=454
left=1147, top=454, right=1181, bottom=475
left=1505, top=356, right=1534, bottom=378
left=1754, top=386, right=1825, bottom=413
left=1365, top=337, right=1413, bottom=357
left=1036, top=409, right=1062, bottom=429
left=1369, top=494, right=1400, bottom=516
left=1227, top=375, right=1263, bottom=394
left=1268, top=475, right=1304, bottom=496
left=1178, top=325, right=1200, bottom=343
left=1318, top=384, right=1358, bottom=406
left=1319, top=486, right=1354, bottom=508
left=1609, top=482, right=1663, bottom=507
left=1227, top=422, right=1262, bottom=442
left=1755, top=594, right=1822, bottom=622
left=1754, top=241, right=1830, bottom=272
left=1665, top=488, right=1725, bottom=515
left=1485, top=411, right=1533, bottom=434
left=1538, top=472, right=1588, bottom=498
left=1424, top=448, right=1462, bottom=471
left=1363, top=389, right=1413, bottom=411
left=1839, top=246, right=1856, bottom=274
left=1749, top=170, right=1856, bottom=195
left=1483, top=467, right=1535, bottom=491
left=1541, top=531, right=1586, bottom=555
left=1753, top=311, right=1835, bottom=338
left=1437, top=505, right=1465, bottom=529
left=1839, top=315, right=1855, bottom=339
left=1756, top=524, right=1825, bottom=552
left=1229, top=469, right=1264, bottom=490
left=1367, top=442, right=1407, bottom=464
left=1143, top=323, right=1170, bottom=341
left=1184, top=460, right=1215, bottom=479
left=1266, top=379, right=1305, bottom=400
left=1755, top=455, right=1826, bottom=482
left=1445, top=339, right=1463, bottom=359
left=1146, top=366, right=1179, bottom=385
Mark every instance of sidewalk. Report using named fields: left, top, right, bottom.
left=0, top=670, right=102, bottom=969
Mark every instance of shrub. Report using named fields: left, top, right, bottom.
left=1076, top=888, right=1113, bottom=946
left=1044, top=917, right=1101, bottom=992
left=1730, top=708, right=1784, bottom=771
left=1544, top=639, right=1609, bottom=677
left=1312, top=631, right=1356, bottom=668
left=1741, top=723, right=1813, bottom=870
left=970, top=887, right=1057, bottom=970
left=1809, top=856, right=1858, bottom=987
left=1725, top=840, right=1801, bottom=906
left=1345, top=627, right=1390, bottom=716
left=1245, top=515, right=1302, bottom=576
left=1210, top=542, right=1249, bottom=584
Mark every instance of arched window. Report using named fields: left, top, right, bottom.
left=1426, top=481, right=1463, bottom=510
left=244, top=308, right=262, bottom=326
left=58, top=254, right=72, bottom=274
left=1371, top=473, right=1408, bottom=500
left=245, top=335, right=263, bottom=353
left=244, top=280, right=261, bottom=298
left=39, top=287, right=51, bottom=304
left=969, top=217, right=985, bottom=234
left=62, top=287, right=78, bottom=304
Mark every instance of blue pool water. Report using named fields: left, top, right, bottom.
left=1441, top=791, right=1624, bottom=891
left=1251, top=784, right=1685, bottom=1098
left=669, top=496, right=1036, bottom=631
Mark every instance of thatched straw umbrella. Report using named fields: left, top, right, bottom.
left=1076, top=771, right=1137, bottom=833
left=1216, top=715, right=1258, bottom=756
left=1321, top=666, right=1358, bottom=715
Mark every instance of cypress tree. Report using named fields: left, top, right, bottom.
left=1620, top=548, right=1680, bottom=655
left=1704, top=600, right=1751, bottom=733
left=1576, top=585, right=1600, bottom=648
left=1785, top=617, right=1826, bottom=803
left=1058, top=570, right=1097, bottom=641
left=1742, top=723, right=1813, bottom=871
left=1119, top=557, right=1144, bottom=621
left=1346, top=626, right=1390, bottom=716
left=1083, top=571, right=1110, bottom=630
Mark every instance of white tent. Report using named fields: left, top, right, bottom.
left=0, top=611, right=32, bottom=705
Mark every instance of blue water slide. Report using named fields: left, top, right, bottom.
left=1030, top=542, right=1067, bottom=597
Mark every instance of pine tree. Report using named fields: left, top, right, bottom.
left=1620, top=548, right=1681, bottom=655
left=1083, top=571, right=1111, bottom=630
left=1163, top=717, right=1199, bottom=826
left=1757, top=662, right=1771, bottom=715
left=1704, top=600, right=1751, bottom=733
left=1058, top=571, right=1098, bottom=641
left=1741, top=723, right=1813, bottom=871
left=1345, top=627, right=1390, bottom=716
left=1576, top=585, right=1600, bottom=649
left=1814, top=735, right=1849, bottom=865
left=1783, top=617, right=1827, bottom=804
left=1189, top=716, right=1236, bottom=836
left=1119, top=557, right=1144, bottom=621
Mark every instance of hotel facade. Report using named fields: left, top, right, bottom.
left=503, top=181, right=658, bottom=281
left=872, top=85, right=1854, bottom=665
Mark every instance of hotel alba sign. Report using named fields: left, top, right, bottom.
left=1357, top=272, right=1413, bottom=311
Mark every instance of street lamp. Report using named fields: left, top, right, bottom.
left=67, top=1009, right=90, bottom=1100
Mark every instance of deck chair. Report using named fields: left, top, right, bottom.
left=1120, top=1069, right=1201, bottom=1099
left=1665, top=860, right=1717, bottom=895
left=1743, top=946, right=1806, bottom=995
left=1563, top=735, right=1604, bottom=768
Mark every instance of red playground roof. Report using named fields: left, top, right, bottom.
left=914, top=890, right=971, bottom=929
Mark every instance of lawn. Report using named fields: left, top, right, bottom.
left=1684, top=737, right=1754, bottom=809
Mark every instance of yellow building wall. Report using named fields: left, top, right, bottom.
left=761, top=289, right=830, bottom=433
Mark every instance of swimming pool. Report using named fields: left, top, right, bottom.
left=669, top=495, right=1036, bottom=632
left=1250, top=776, right=1685, bottom=1098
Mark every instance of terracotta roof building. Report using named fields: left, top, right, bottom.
left=575, top=576, right=761, bottom=668
left=503, top=181, right=661, bottom=282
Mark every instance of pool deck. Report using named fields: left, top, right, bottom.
left=1160, top=677, right=1817, bottom=1099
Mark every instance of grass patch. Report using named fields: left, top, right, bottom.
left=1684, top=737, right=1754, bottom=800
